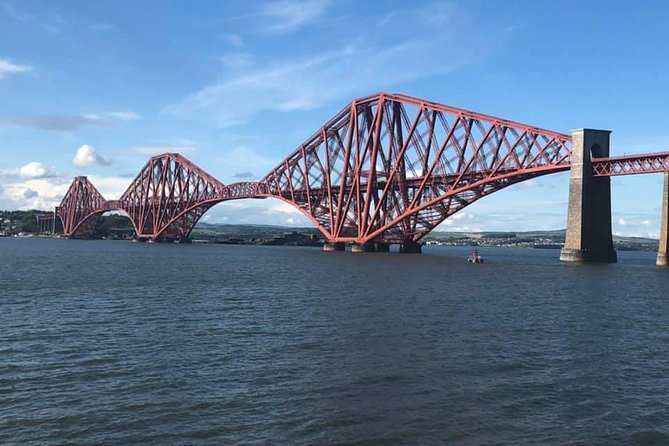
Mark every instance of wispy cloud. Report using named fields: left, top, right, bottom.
left=87, top=175, right=133, bottom=199
left=221, top=33, right=244, bottom=47
left=89, top=22, right=115, bottom=32
left=0, top=58, right=32, bottom=80
left=167, top=2, right=487, bottom=126
left=258, top=0, right=330, bottom=34
left=215, top=147, right=277, bottom=176
left=1, top=2, right=62, bottom=33
left=1, top=111, right=140, bottom=132
left=232, top=171, right=254, bottom=179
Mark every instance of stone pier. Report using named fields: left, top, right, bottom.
left=323, top=242, right=345, bottom=252
left=657, top=172, right=669, bottom=267
left=559, top=129, right=617, bottom=263
left=399, top=241, right=422, bottom=254
left=351, top=242, right=376, bottom=253
left=375, top=243, right=390, bottom=252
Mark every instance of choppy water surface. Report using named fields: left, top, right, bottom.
left=1, top=237, right=668, bottom=445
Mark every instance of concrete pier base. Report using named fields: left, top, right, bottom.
left=351, top=242, right=376, bottom=253
left=323, top=242, right=345, bottom=252
left=560, top=129, right=617, bottom=263
left=375, top=243, right=390, bottom=252
left=399, top=241, right=422, bottom=254
left=657, top=172, right=669, bottom=267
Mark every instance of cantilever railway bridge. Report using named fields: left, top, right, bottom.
left=56, top=93, right=669, bottom=258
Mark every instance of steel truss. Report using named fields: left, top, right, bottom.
left=55, top=93, right=669, bottom=243
left=56, top=176, right=110, bottom=237
left=592, top=152, right=669, bottom=176
left=259, top=93, right=573, bottom=244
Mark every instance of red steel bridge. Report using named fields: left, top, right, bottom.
left=56, top=93, right=669, bottom=255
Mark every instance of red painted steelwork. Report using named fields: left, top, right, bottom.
left=55, top=93, right=669, bottom=243
left=119, top=153, right=228, bottom=241
left=56, top=176, right=111, bottom=237
left=592, top=152, right=669, bottom=177
left=258, top=93, right=573, bottom=244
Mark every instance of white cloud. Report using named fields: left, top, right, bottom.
left=0, top=178, right=71, bottom=210
left=0, top=161, right=59, bottom=179
left=73, top=144, right=112, bottom=167
left=87, top=175, right=133, bottom=199
left=613, top=215, right=659, bottom=238
left=130, top=146, right=196, bottom=156
left=203, top=199, right=312, bottom=226
left=259, top=0, right=330, bottom=34
left=0, top=173, right=137, bottom=209
left=166, top=2, right=484, bottom=126
left=0, top=58, right=32, bottom=80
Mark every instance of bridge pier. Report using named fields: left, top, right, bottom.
left=351, top=242, right=376, bottom=253
left=323, top=242, right=345, bottom=252
left=657, top=172, right=669, bottom=267
left=375, top=243, right=390, bottom=252
left=560, top=129, right=617, bottom=263
left=400, top=241, right=422, bottom=254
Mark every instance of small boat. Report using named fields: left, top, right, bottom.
left=467, top=248, right=484, bottom=263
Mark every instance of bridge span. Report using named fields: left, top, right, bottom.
left=55, top=93, right=669, bottom=265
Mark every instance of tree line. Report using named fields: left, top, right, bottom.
left=0, top=210, right=133, bottom=238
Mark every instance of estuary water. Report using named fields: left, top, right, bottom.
left=1, top=237, right=668, bottom=445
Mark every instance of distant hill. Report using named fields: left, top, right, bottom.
left=425, top=229, right=658, bottom=251
left=1, top=211, right=660, bottom=251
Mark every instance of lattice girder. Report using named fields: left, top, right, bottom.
left=592, top=153, right=669, bottom=176
left=259, top=93, right=573, bottom=243
left=56, top=176, right=109, bottom=237
left=119, top=153, right=227, bottom=240
left=55, top=93, right=669, bottom=245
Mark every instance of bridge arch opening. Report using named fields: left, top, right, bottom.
left=95, top=211, right=136, bottom=240
left=185, top=199, right=322, bottom=245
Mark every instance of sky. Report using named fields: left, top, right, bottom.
left=1, top=0, right=668, bottom=237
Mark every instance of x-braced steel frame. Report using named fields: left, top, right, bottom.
left=56, top=93, right=669, bottom=243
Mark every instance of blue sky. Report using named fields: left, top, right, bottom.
left=1, top=0, right=668, bottom=237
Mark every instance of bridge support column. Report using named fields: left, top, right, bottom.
left=400, top=241, right=422, bottom=254
left=352, top=242, right=376, bottom=253
left=657, top=172, right=669, bottom=267
left=375, top=243, right=390, bottom=252
left=323, top=242, right=345, bottom=252
left=560, top=129, right=617, bottom=263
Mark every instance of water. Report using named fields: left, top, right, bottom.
left=1, top=238, right=668, bottom=445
